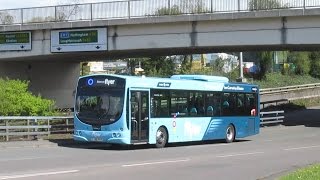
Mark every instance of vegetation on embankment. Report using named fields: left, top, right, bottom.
left=278, top=164, right=320, bottom=180
left=0, top=78, right=57, bottom=116
left=253, top=73, right=320, bottom=89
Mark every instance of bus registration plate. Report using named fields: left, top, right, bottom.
left=92, top=132, right=103, bottom=142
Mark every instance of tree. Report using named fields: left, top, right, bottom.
left=309, top=52, right=320, bottom=78
left=27, top=16, right=55, bottom=23
left=258, top=51, right=273, bottom=79
left=212, top=57, right=226, bottom=73
left=287, top=52, right=310, bottom=75
left=181, top=0, right=210, bottom=13
left=249, top=0, right=285, bottom=11
left=154, top=0, right=209, bottom=16
left=0, top=78, right=56, bottom=116
left=155, top=5, right=182, bottom=16
left=0, top=12, right=14, bottom=25
left=142, top=56, right=175, bottom=77
left=54, top=0, right=82, bottom=21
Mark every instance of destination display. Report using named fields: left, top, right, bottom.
left=0, top=32, right=32, bottom=51
left=51, top=28, right=107, bottom=52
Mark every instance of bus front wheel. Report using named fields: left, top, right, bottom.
left=225, top=124, right=235, bottom=143
left=155, top=126, right=168, bottom=148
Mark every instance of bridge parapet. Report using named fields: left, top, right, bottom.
left=1, top=0, right=320, bottom=28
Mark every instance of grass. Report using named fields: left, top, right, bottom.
left=278, top=164, right=320, bottom=180
left=261, top=97, right=320, bottom=112
left=252, top=73, right=320, bottom=88
left=290, top=98, right=320, bottom=108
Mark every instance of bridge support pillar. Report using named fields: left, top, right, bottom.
left=0, top=61, right=80, bottom=109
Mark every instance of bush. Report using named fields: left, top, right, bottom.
left=288, top=52, right=310, bottom=75
left=253, top=73, right=320, bottom=88
left=0, top=78, right=56, bottom=116
left=309, top=52, right=320, bottom=78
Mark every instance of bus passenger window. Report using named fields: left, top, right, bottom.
left=207, top=106, right=214, bottom=116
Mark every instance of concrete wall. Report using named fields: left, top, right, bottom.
left=0, top=61, right=79, bottom=108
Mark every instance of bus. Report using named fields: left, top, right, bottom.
left=73, top=74, right=260, bottom=148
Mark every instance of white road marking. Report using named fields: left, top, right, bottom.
left=264, top=140, right=273, bottom=142
left=122, top=159, right=190, bottom=167
left=216, top=151, right=264, bottom=158
left=0, top=170, right=79, bottom=180
left=284, top=145, right=320, bottom=151
left=186, top=143, right=230, bottom=148
left=0, top=156, right=63, bottom=162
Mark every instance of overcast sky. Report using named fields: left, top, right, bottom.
left=0, top=0, right=115, bottom=9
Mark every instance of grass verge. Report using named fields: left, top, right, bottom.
left=253, top=73, right=320, bottom=88
left=278, top=164, right=320, bottom=180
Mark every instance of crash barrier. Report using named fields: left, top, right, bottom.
left=260, top=111, right=284, bottom=125
left=0, top=116, right=73, bottom=141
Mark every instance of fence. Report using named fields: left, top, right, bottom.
left=0, top=112, right=284, bottom=141
left=0, top=116, right=73, bottom=141
left=260, top=110, right=284, bottom=125
left=260, top=83, right=320, bottom=95
left=1, top=0, right=320, bottom=25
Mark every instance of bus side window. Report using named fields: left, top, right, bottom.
left=207, top=106, right=214, bottom=116
left=190, top=108, right=197, bottom=116
left=245, top=93, right=256, bottom=116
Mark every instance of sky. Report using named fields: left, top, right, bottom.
left=0, top=0, right=115, bottom=10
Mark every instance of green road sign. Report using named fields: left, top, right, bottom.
left=51, top=28, right=107, bottom=52
left=59, top=30, right=98, bottom=44
left=0, top=32, right=30, bottom=44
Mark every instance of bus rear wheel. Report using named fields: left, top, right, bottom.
left=225, top=124, right=235, bottom=143
left=155, top=127, right=167, bottom=148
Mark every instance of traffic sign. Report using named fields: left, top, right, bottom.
left=0, top=32, right=31, bottom=51
left=51, top=28, right=107, bottom=52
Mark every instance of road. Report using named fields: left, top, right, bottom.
left=0, top=110, right=319, bottom=180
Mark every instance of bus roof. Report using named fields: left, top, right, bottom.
left=170, top=75, right=229, bottom=83
left=79, top=74, right=258, bottom=93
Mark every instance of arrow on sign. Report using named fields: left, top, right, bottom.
left=20, top=45, right=25, bottom=49
left=95, top=46, right=101, bottom=49
left=57, top=47, right=62, bottom=51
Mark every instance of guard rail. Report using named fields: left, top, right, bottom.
left=260, top=83, right=320, bottom=95
left=0, top=112, right=284, bottom=141
left=0, top=116, right=73, bottom=141
left=260, top=111, right=284, bottom=125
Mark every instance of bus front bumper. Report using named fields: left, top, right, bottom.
left=73, top=130, right=129, bottom=144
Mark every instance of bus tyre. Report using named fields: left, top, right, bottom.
left=225, top=124, right=235, bottom=143
left=155, top=127, right=167, bottom=148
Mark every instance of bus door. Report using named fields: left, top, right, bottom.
left=129, top=89, right=149, bottom=143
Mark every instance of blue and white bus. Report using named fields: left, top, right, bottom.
left=74, top=74, right=260, bottom=148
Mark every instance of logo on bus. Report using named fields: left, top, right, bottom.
left=223, top=85, right=244, bottom=91
left=97, top=79, right=116, bottom=86
left=157, top=82, right=171, bottom=88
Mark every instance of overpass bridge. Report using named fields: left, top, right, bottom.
left=1, top=0, right=320, bottom=108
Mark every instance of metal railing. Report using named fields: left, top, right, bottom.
left=0, top=116, right=73, bottom=141
left=260, top=83, right=320, bottom=95
left=260, top=110, right=284, bottom=125
left=0, top=112, right=283, bottom=141
left=1, top=0, right=320, bottom=25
